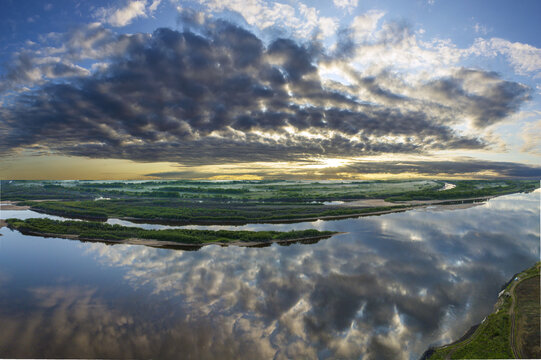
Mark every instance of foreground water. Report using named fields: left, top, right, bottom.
left=0, top=191, right=539, bottom=359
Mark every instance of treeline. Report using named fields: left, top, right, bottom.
left=6, top=218, right=335, bottom=245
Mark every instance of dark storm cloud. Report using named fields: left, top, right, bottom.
left=0, top=18, right=530, bottom=164
left=424, top=69, right=531, bottom=128
left=342, top=158, right=541, bottom=178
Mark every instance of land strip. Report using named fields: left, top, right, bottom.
left=3, top=179, right=536, bottom=226
left=23, top=196, right=496, bottom=226
left=5, top=218, right=338, bottom=249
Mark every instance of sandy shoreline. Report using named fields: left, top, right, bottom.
left=0, top=201, right=30, bottom=210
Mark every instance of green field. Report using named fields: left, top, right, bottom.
left=1, top=180, right=537, bottom=224
left=1, top=179, right=442, bottom=201
left=6, top=218, right=337, bottom=246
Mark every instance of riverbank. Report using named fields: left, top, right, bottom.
left=425, top=262, right=541, bottom=359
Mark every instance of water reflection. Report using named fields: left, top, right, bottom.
left=0, top=191, right=539, bottom=359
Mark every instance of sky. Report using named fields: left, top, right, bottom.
left=0, top=0, right=540, bottom=180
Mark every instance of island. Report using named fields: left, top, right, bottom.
left=5, top=218, right=338, bottom=249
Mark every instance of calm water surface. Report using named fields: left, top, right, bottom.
left=0, top=191, right=539, bottom=359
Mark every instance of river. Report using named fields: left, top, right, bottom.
left=0, top=190, right=539, bottom=359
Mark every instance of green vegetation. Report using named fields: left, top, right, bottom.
left=6, top=218, right=336, bottom=246
left=515, top=276, right=540, bottom=359
left=24, top=199, right=403, bottom=223
left=2, top=180, right=537, bottom=225
left=428, top=262, right=540, bottom=359
left=1, top=179, right=443, bottom=202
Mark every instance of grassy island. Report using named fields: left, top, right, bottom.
left=23, top=199, right=406, bottom=223
left=6, top=218, right=338, bottom=247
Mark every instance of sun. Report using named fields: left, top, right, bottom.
left=306, top=158, right=353, bottom=169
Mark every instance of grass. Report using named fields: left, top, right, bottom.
left=26, top=199, right=406, bottom=223
left=2, top=180, right=537, bottom=225
left=515, top=276, right=540, bottom=359
left=6, top=218, right=337, bottom=246
left=1, top=179, right=443, bottom=202
left=429, top=262, right=540, bottom=359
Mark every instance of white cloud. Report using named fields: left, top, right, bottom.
left=350, top=10, right=385, bottom=42
left=94, top=0, right=162, bottom=27
left=148, top=0, right=162, bottom=12
left=473, top=23, right=489, bottom=35
left=470, top=38, right=541, bottom=77
left=520, top=118, right=541, bottom=154
left=197, top=0, right=338, bottom=40
left=348, top=24, right=464, bottom=75
left=200, top=0, right=294, bottom=30
left=333, top=0, right=359, bottom=13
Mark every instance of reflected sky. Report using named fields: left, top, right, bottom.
left=0, top=191, right=539, bottom=359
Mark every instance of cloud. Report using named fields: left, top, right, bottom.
left=520, top=119, right=541, bottom=154
left=196, top=0, right=338, bottom=40
left=0, top=51, right=90, bottom=93
left=421, top=68, right=530, bottom=128
left=0, top=23, right=149, bottom=93
left=336, top=20, right=466, bottom=73
left=333, top=0, right=359, bottom=13
left=145, top=158, right=541, bottom=179
left=0, top=18, right=531, bottom=167
left=471, top=38, right=541, bottom=77
left=350, top=10, right=386, bottom=42
left=94, top=0, right=162, bottom=27
left=341, top=158, right=541, bottom=178
left=473, top=23, right=489, bottom=35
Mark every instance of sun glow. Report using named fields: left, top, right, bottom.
left=306, top=158, right=354, bottom=169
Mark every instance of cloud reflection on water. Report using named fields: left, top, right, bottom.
left=0, top=192, right=539, bottom=359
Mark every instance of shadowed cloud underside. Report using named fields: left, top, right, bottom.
left=0, top=5, right=539, bottom=179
